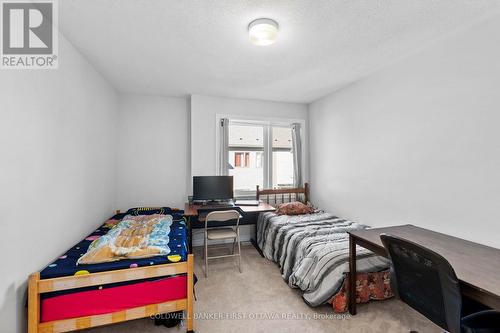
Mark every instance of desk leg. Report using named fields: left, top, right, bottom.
left=349, top=234, right=357, bottom=315
left=251, top=216, right=264, bottom=257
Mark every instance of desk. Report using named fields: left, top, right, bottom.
left=348, top=224, right=500, bottom=315
left=184, top=202, right=275, bottom=253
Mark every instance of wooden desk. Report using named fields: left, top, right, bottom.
left=348, top=224, right=500, bottom=315
left=184, top=202, right=275, bottom=253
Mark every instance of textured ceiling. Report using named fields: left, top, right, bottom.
left=59, top=0, right=500, bottom=103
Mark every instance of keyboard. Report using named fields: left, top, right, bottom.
left=234, top=200, right=260, bottom=206
left=198, top=203, right=235, bottom=210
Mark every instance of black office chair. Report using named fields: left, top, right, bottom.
left=380, top=234, right=500, bottom=333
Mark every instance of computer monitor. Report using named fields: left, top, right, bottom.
left=193, top=176, right=234, bottom=202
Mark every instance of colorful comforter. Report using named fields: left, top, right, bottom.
left=257, top=211, right=390, bottom=307
left=78, top=214, right=173, bottom=264
left=40, top=208, right=188, bottom=279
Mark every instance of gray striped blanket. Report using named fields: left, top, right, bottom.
left=257, top=211, right=390, bottom=306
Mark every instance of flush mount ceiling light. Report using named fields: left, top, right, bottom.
left=248, top=18, right=279, bottom=46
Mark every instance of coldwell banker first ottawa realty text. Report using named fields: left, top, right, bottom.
left=1, top=0, right=58, bottom=69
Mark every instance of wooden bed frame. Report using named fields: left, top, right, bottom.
left=256, top=182, right=309, bottom=205
left=28, top=211, right=195, bottom=333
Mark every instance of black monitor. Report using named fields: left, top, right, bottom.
left=193, top=176, right=234, bottom=202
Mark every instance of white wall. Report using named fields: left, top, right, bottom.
left=309, top=14, right=500, bottom=248
left=190, top=94, right=308, bottom=245
left=115, top=94, right=189, bottom=210
left=0, top=35, right=117, bottom=332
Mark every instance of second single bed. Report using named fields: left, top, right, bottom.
left=255, top=184, right=392, bottom=311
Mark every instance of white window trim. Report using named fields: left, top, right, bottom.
left=215, top=114, right=307, bottom=198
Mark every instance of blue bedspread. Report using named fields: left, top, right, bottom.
left=40, top=208, right=188, bottom=279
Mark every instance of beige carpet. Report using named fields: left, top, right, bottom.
left=83, top=244, right=441, bottom=333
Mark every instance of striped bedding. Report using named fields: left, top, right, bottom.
left=257, top=211, right=389, bottom=306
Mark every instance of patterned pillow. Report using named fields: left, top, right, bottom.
left=276, top=201, right=314, bottom=216
left=126, top=207, right=175, bottom=216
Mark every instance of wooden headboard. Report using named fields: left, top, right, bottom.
left=256, top=183, right=309, bottom=205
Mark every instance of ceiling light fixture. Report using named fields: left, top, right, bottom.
left=248, top=18, right=279, bottom=46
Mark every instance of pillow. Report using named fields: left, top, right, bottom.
left=126, top=207, right=175, bottom=216
left=276, top=201, right=314, bottom=216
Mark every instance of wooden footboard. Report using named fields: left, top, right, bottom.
left=28, top=254, right=195, bottom=333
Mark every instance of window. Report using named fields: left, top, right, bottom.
left=225, top=120, right=299, bottom=196
left=255, top=151, right=263, bottom=168
left=233, top=152, right=250, bottom=168
left=233, top=152, right=250, bottom=167
left=272, top=127, right=294, bottom=188
left=228, top=124, right=264, bottom=193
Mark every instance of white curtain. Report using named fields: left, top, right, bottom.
left=291, top=123, right=302, bottom=187
left=217, top=118, right=230, bottom=175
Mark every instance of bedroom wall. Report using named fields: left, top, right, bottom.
left=0, top=35, right=118, bottom=332
left=308, top=14, right=500, bottom=248
left=190, top=94, right=309, bottom=245
left=115, top=94, right=189, bottom=210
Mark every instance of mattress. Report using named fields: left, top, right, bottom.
left=40, top=208, right=188, bottom=279
left=257, top=211, right=389, bottom=306
left=39, top=208, right=189, bottom=322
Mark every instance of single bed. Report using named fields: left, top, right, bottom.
left=256, top=184, right=392, bottom=311
left=28, top=207, right=195, bottom=333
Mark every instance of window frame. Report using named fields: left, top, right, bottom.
left=216, top=115, right=306, bottom=198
